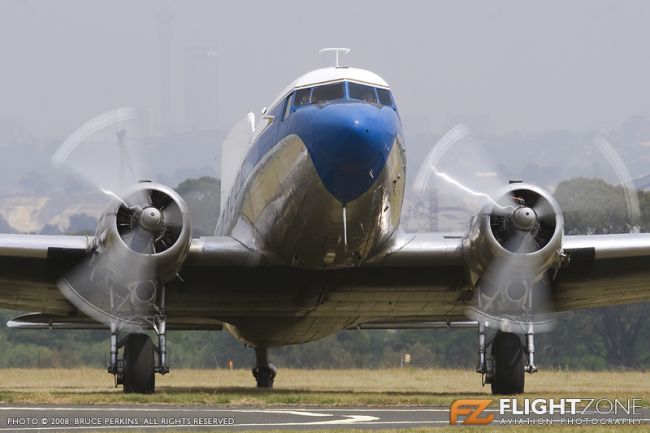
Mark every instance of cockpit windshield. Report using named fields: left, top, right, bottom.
left=294, top=88, right=312, bottom=107
left=291, top=81, right=395, bottom=111
left=376, top=88, right=394, bottom=106
left=348, top=82, right=377, bottom=103
left=294, top=83, right=345, bottom=106
left=311, top=82, right=345, bottom=103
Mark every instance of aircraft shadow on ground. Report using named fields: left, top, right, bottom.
left=151, top=387, right=491, bottom=397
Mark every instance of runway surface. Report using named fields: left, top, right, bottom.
left=0, top=404, right=647, bottom=431
left=0, top=406, right=444, bottom=431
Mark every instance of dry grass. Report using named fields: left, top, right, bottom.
left=3, top=368, right=648, bottom=393
left=0, top=368, right=646, bottom=407
left=0, top=370, right=648, bottom=432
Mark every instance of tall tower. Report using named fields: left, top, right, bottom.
left=156, top=3, right=173, bottom=134
left=184, top=47, right=219, bottom=131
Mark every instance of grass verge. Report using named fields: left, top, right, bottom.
left=0, top=368, right=645, bottom=407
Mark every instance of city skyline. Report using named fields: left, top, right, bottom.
left=1, top=0, right=649, bottom=141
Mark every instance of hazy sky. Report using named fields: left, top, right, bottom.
left=1, top=0, right=650, bottom=138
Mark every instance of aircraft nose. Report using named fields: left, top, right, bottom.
left=301, top=103, right=397, bottom=203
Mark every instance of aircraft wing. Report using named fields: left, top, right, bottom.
left=555, top=233, right=650, bottom=310
left=344, top=232, right=650, bottom=330
left=375, top=231, right=650, bottom=310
left=0, top=234, right=91, bottom=314
left=364, top=232, right=464, bottom=267
left=2, top=230, right=650, bottom=330
left=0, top=233, right=265, bottom=327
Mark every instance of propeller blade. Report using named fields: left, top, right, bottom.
left=420, top=125, right=639, bottom=332
left=52, top=110, right=194, bottom=331
left=412, top=124, right=517, bottom=230
left=502, top=230, right=530, bottom=254
left=532, top=197, right=554, bottom=221
left=470, top=249, right=556, bottom=332
left=150, top=188, right=172, bottom=210
left=122, top=225, right=155, bottom=255
left=52, top=107, right=148, bottom=199
left=413, top=123, right=472, bottom=194
left=161, top=204, right=183, bottom=227
left=58, top=236, right=155, bottom=331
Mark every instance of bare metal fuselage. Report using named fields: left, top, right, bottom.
left=209, top=96, right=436, bottom=345
left=219, top=134, right=405, bottom=268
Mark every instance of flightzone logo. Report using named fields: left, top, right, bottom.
left=450, top=398, right=644, bottom=425
left=449, top=400, right=495, bottom=425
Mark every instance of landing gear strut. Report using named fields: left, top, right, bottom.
left=524, top=324, right=537, bottom=373
left=108, top=284, right=170, bottom=394
left=252, top=347, right=276, bottom=388
left=476, top=321, right=537, bottom=395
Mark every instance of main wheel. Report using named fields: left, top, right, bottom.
left=123, top=333, right=155, bottom=394
left=491, top=332, right=524, bottom=395
left=252, top=365, right=276, bottom=388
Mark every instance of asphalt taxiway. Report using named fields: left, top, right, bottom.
left=0, top=406, right=447, bottom=431
left=0, top=404, right=648, bottom=431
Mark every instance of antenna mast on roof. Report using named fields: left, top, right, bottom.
left=319, top=48, right=350, bottom=68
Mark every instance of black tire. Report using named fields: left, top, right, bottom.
left=252, top=366, right=276, bottom=389
left=123, top=333, right=155, bottom=394
left=491, top=332, right=525, bottom=395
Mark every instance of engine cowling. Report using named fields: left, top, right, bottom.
left=463, top=183, right=564, bottom=310
left=58, top=182, right=192, bottom=327
left=94, top=182, right=192, bottom=285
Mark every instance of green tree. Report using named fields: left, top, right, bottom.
left=549, top=177, right=650, bottom=369
left=554, top=177, right=633, bottom=234
left=175, top=176, right=221, bottom=236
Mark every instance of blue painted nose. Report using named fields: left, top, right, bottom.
left=295, top=103, right=398, bottom=203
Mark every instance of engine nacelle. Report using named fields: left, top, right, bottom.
left=463, top=183, right=564, bottom=307
left=94, top=182, right=192, bottom=288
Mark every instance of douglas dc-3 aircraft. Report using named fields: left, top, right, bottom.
left=2, top=48, right=650, bottom=395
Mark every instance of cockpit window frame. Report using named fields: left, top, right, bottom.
left=376, top=87, right=394, bottom=107
left=347, top=82, right=379, bottom=104
left=294, top=87, right=312, bottom=107
left=282, top=92, right=294, bottom=121
left=290, top=80, right=397, bottom=111
left=310, top=82, right=346, bottom=104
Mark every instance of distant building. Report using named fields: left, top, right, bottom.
left=184, top=47, right=219, bottom=131
left=156, top=3, right=173, bottom=134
